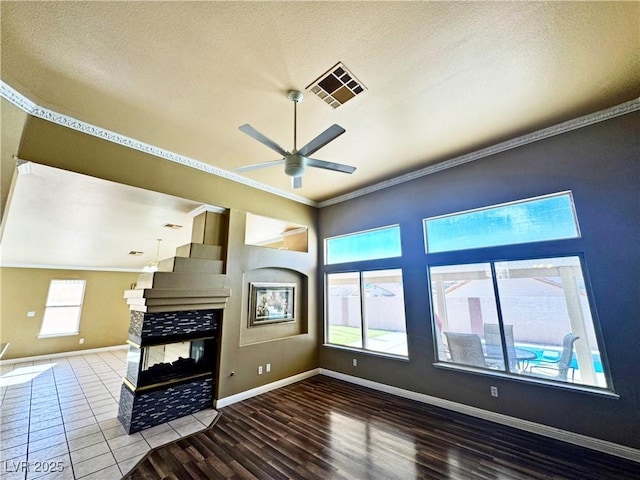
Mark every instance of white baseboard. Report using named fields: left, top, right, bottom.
left=215, top=368, right=321, bottom=408
left=0, top=344, right=128, bottom=365
left=320, top=369, right=640, bottom=463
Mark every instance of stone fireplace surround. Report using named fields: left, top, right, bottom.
left=118, top=309, right=221, bottom=434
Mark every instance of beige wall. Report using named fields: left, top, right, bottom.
left=6, top=115, right=319, bottom=400
left=218, top=209, right=317, bottom=399
left=0, top=267, right=136, bottom=359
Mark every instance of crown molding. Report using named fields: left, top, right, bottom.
left=0, top=81, right=317, bottom=207
left=3, top=81, right=637, bottom=211
left=1, top=82, right=39, bottom=112
left=188, top=204, right=229, bottom=217
left=319, top=97, right=640, bottom=208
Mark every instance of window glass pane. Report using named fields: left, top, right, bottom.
left=424, top=192, right=580, bottom=253
left=429, top=264, right=500, bottom=369
left=326, top=272, right=362, bottom=348
left=496, top=257, right=607, bottom=388
left=45, top=279, right=85, bottom=306
left=326, top=225, right=401, bottom=264
left=39, top=280, right=85, bottom=337
left=362, top=269, right=408, bottom=356
left=39, top=306, right=82, bottom=336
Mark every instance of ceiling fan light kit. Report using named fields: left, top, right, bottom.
left=284, top=153, right=306, bottom=177
left=237, top=90, right=356, bottom=189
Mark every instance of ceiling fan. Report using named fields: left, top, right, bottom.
left=236, top=90, right=356, bottom=189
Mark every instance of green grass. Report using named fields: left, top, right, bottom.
left=328, top=325, right=389, bottom=346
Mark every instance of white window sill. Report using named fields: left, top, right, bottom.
left=432, top=361, right=619, bottom=399
left=322, top=343, right=410, bottom=362
left=37, top=332, right=79, bottom=339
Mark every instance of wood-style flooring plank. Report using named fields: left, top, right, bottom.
left=125, top=375, right=639, bottom=480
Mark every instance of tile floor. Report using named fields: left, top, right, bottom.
left=0, top=349, right=218, bottom=479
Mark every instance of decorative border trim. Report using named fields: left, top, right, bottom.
left=215, top=368, right=321, bottom=408
left=3, top=80, right=638, bottom=210
left=319, top=97, right=640, bottom=207
left=0, top=81, right=316, bottom=207
left=320, top=369, right=640, bottom=463
left=0, top=344, right=128, bottom=365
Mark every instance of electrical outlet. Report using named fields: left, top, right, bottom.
left=258, top=365, right=263, bottom=375
left=352, top=358, right=358, bottom=367
left=266, top=363, right=271, bottom=373
left=79, top=338, right=85, bottom=345
left=27, top=311, right=35, bottom=317
left=490, top=386, right=499, bottom=397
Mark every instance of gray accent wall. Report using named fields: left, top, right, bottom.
left=318, top=112, right=639, bottom=449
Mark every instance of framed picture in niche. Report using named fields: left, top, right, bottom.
left=248, top=282, right=295, bottom=327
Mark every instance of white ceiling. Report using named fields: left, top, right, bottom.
left=0, top=163, right=201, bottom=271
left=1, top=2, right=638, bottom=202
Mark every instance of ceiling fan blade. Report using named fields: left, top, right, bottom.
left=239, top=124, right=288, bottom=157
left=236, top=159, right=285, bottom=173
left=292, top=176, right=302, bottom=189
left=298, top=124, right=346, bottom=157
left=307, top=158, right=356, bottom=174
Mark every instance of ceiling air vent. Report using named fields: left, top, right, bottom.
left=306, top=62, right=366, bottom=109
left=129, top=251, right=144, bottom=256
left=162, top=223, right=183, bottom=229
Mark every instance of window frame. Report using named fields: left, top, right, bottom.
left=423, top=191, right=581, bottom=254
left=38, top=279, right=86, bottom=338
left=323, top=224, right=408, bottom=359
left=324, top=265, right=409, bottom=359
left=424, top=226, right=616, bottom=396
left=324, top=224, right=402, bottom=265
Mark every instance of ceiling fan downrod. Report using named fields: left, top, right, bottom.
left=286, top=90, right=306, bottom=177
left=288, top=90, right=304, bottom=152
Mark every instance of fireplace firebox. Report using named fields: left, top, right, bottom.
left=125, top=337, right=215, bottom=388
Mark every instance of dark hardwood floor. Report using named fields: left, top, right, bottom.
left=125, top=375, right=639, bottom=480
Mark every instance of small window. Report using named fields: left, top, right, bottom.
left=39, top=280, right=86, bottom=337
left=430, top=256, right=609, bottom=390
left=327, top=269, right=408, bottom=356
left=424, top=192, right=580, bottom=253
left=325, top=225, right=401, bottom=265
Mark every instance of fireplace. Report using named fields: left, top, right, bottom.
left=118, top=309, right=221, bottom=434
left=118, top=212, right=231, bottom=434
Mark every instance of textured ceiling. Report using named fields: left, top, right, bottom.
left=1, top=1, right=639, bottom=203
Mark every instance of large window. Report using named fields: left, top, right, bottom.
left=424, top=191, right=580, bottom=253
left=324, top=226, right=408, bottom=357
left=327, top=269, right=407, bottom=356
left=426, top=192, right=611, bottom=391
left=39, top=279, right=86, bottom=337
left=430, top=257, right=608, bottom=389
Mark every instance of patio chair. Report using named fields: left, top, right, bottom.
left=530, top=333, right=580, bottom=381
left=484, top=324, right=517, bottom=370
left=444, top=332, right=487, bottom=368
